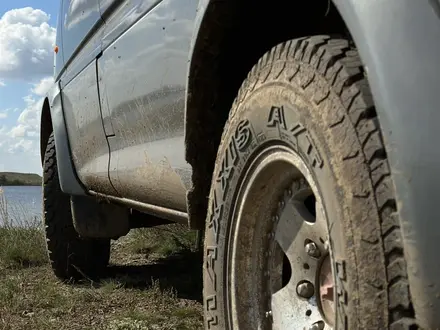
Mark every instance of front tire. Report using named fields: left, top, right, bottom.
left=43, top=133, right=110, bottom=281
left=203, top=36, right=416, bottom=329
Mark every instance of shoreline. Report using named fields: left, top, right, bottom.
left=0, top=184, right=41, bottom=187
left=0, top=172, right=42, bottom=187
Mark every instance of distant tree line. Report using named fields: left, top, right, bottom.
left=0, top=174, right=30, bottom=186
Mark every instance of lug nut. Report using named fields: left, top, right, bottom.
left=309, top=321, right=325, bottom=330
left=296, top=281, right=314, bottom=298
left=305, top=241, right=321, bottom=258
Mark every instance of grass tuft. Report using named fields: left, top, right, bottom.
left=0, top=188, right=47, bottom=269
left=0, top=188, right=203, bottom=329
left=126, top=224, right=197, bottom=258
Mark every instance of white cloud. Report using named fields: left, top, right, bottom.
left=0, top=76, right=48, bottom=161
left=31, top=76, right=53, bottom=96
left=9, top=125, right=26, bottom=137
left=0, top=108, right=20, bottom=114
left=8, top=139, right=34, bottom=154
left=13, top=94, right=43, bottom=139
left=0, top=7, right=55, bottom=173
left=0, top=7, right=56, bottom=80
left=2, top=7, right=49, bottom=25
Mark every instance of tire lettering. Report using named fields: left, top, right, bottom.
left=207, top=316, right=219, bottom=329
left=335, top=259, right=348, bottom=329
left=206, top=120, right=249, bottom=329
left=290, top=123, right=307, bottom=137
left=208, top=190, right=223, bottom=244
left=336, top=260, right=347, bottom=306
left=267, top=106, right=287, bottom=130
left=305, top=134, right=324, bottom=168
left=337, top=285, right=347, bottom=305
left=216, top=138, right=238, bottom=198
left=290, top=122, right=324, bottom=168
left=206, top=246, right=218, bottom=290
left=257, top=132, right=267, bottom=143
left=336, top=259, right=346, bottom=281
left=206, top=294, right=218, bottom=310
left=234, top=119, right=252, bottom=151
left=206, top=294, right=219, bottom=329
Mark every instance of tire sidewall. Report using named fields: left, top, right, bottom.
left=204, top=82, right=360, bottom=329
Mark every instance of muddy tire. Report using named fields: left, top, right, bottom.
left=43, top=133, right=110, bottom=281
left=203, top=36, right=416, bottom=329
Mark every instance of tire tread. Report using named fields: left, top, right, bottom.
left=43, top=133, right=110, bottom=281
left=222, top=35, right=416, bottom=328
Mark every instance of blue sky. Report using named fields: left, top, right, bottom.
left=0, top=1, right=59, bottom=174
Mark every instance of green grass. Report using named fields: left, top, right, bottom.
left=0, top=189, right=203, bottom=330
left=0, top=266, right=203, bottom=330
left=125, top=224, right=197, bottom=258
left=0, top=226, right=47, bottom=268
left=0, top=189, right=47, bottom=269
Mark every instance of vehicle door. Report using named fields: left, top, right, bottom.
left=59, top=0, right=118, bottom=195
left=97, top=0, right=198, bottom=211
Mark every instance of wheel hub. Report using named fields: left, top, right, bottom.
left=268, top=180, right=335, bottom=330
left=227, top=147, right=336, bottom=330
left=264, top=156, right=335, bottom=329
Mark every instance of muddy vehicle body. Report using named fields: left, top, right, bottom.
left=41, top=0, right=440, bottom=328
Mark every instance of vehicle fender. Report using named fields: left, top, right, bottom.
left=184, top=0, right=239, bottom=229
left=43, top=82, right=87, bottom=196
left=334, top=0, right=440, bottom=327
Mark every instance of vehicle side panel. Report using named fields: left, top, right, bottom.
left=98, top=0, right=160, bottom=137
left=54, top=0, right=117, bottom=195
left=97, top=0, right=196, bottom=211
left=61, top=60, right=117, bottom=195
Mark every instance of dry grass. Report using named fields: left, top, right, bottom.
left=124, top=225, right=197, bottom=258
left=0, top=188, right=47, bottom=269
left=0, top=264, right=203, bottom=330
left=0, top=189, right=203, bottom=330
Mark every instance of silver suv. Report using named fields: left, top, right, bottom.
left=40, top=0, right=440, bottom=328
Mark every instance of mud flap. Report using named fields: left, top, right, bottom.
left=71, top=195, right=130, bottom=239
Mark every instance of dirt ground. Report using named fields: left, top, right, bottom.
left=0, top=228, right=204, bottom=330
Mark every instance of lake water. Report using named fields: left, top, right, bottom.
left=0, top=186, right=42, bottom=226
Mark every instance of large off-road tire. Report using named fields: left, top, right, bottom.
left=203, top=36, right=417, bottom=329
left=43, top=133, right=110, bottom=281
